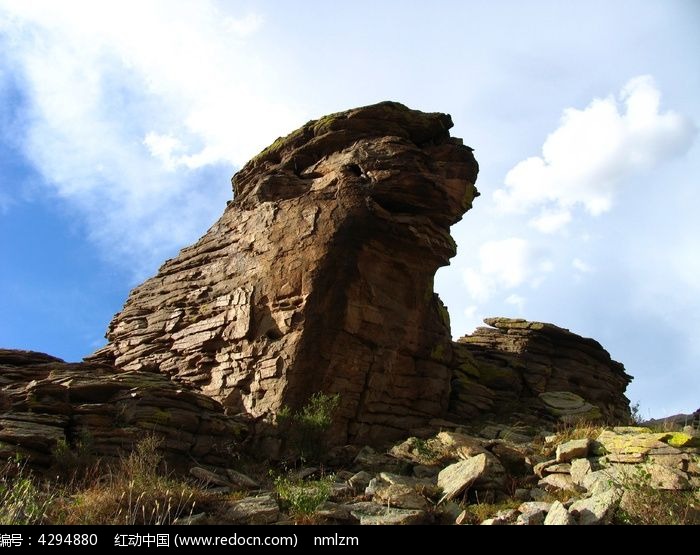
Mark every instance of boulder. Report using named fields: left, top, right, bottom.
left=538, top=474, right=576, bottom=493
left=569, top=489, right=620, bottom=525
left=543, top=501, right=575, bottom=525
left=225, top=469, right=260, bottom=489
left=570, top=458, right=596, bottom=486
left=437, top=452, right=506, bottom=500
left=556, top=438, right=590, bottom=462
left=372, top=483, right=429, bottom=510
left=225, top=494, right=280, bottom=524
left=348, top=502, right=428, bottom=525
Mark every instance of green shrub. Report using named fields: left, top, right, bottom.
left=274, top=474, right=333, bottom=518
left=278, top=392, right=341, bottom=462
left=51, top=431, right=97, bottom=480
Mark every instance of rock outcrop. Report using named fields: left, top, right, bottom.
left=89, top=101, right=479, bottom=443
left=2, top=103, right=635, bottom=467
left=0, top=349, right=246, bottom=469
left=450, top=318, right=632, bottom=425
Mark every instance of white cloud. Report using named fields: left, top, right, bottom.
left=0, top=1, right=304, bottom=276
left=494, top=75, right=696, bottom=231
left=572, top=257, right=593, bottom=273
left=462, top=238, right=553, bottom=302
left=529, top=208, right=571, bottom=233
left=504, top=293, right=525, bottom=312
left=223, top=13, right=264, bottom=37
left=463, top=305, right=478, bottom=319
left=143, top=132, right=186, bottom=172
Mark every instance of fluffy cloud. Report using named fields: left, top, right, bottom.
left=494, top=75, right=696, bottom=232
left=0, top=1, right=303, bottom=276
left=572, top=257, right=593, bottom=274
left=462, top=238, right=552, bottom=302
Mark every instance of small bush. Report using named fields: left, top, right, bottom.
left=274, top=474, right=333, bottom=519
left=629, top=402, right=644, bottom=425
left=278, top=392, right=341, bottom=463
left=122, top=434, right=165, bottom=485
left=51, top=431, right=98, bottom=481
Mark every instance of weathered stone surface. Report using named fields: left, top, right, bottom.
left=353, top=446, right=399, bottom=470
left=570, top=458, right=596, bottom=486
left=543, top=463, right=572, bottom=474
left=596, top=429, right=672, bottom=456
left=581, top=469, right=619, bottom=496
left=664, top=432, right=700, bottom=448
left=190, top=467, right=231, bottom=487
left=450, top=318, right=632, bottom=425
left=534, top=459, right=558, bottom=478
left=643, top=463, right=691, bottom=490
left=481, top=508, right=517, bottom=525
left=437, top=452, right=506, bottom=500
left=516, top=510, right=546, bottom=525
left=225, top=469, right=260, bottom=489
left=0, top=349, right=246, bottom=469
left=556, top=438, right=590, bottom=463
left=436, top=431, right=488, bottom=459
left=89, top=102, right=479, bottom=444
left=538, top=473, right=576, bottom=493
left=569, top=489, right=620, bottom=525
left=378, top=471, right=435, bottom=489
left=348, top=470, right=373, bottom=493
left=225, top=494, right=280, bottom=524
left=372, top=483, right=429, bottom=510
left=516, top=502, right=551, bottom=525
left=489, top=441, right=533, bottom=475
left=314, top=501, right=360, bottom=524
left=543, top=501, right=575, bottom=525
left=349, top=501, right=428, bottom=525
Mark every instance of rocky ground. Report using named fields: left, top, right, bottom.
left=177, top=422, right=699, bottom=525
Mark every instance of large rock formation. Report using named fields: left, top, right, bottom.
left=1, top=103, right=634, bottom=467
left=450, top=318, right=632, bottom=425
left=0, top=349, right=246, bottom=469
left=90, top=102, right=479, bottom=443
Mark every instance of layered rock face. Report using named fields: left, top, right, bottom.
left=450, top=318, right=632, bottom=425
left=0, top=349, right=245, bottom=469
left=91, top=102, right=480, bottom=443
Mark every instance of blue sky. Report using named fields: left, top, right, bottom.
left=1, top=1, right=698, bottom=418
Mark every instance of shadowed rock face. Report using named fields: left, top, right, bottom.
left=450, top=318, right=633, bottom=425
left=90, top=102, right=480, bottom=443
left=0, top=349, right=246, bottom=469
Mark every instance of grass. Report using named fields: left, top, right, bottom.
left=1, top=436, right=239, bottom=525
left=0, top=458, right=55, bottom=524
left=612, top=466, right=700, bottom=525
left=48, top=435, right=205, bottom=525
left=458, top=499, right=520, bottom=525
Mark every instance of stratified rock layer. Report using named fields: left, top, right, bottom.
left=90, top=102, right=480, bottom=443
left=450, top=318, right=632, bottom=425
left=0, top=349, right=245, bottom=469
